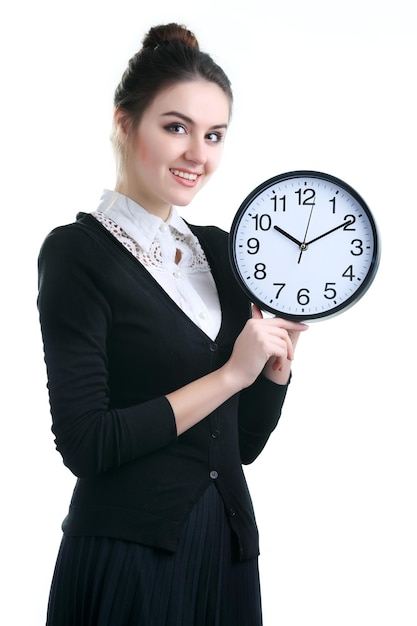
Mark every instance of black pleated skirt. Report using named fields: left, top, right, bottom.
left=46, top=485, right=262, bottom=625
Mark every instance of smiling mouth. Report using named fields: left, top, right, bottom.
left=170, top=169, right=200, bottom=181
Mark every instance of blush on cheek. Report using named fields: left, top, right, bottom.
left=132, top=144, right=158, bottom=180
left=132, top=128, right=156, bottom=167
left=135, top=143, right=151, bottom=165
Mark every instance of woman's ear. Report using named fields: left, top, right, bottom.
left=113, top=108, right=133, bottom=141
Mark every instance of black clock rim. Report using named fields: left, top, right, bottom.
left=228, top=170, right=381, bottom=322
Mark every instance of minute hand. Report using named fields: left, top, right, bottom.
left=305, top=219, right=354, bottom=246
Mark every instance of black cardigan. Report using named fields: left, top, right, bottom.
left=37, top=212, right=289, bottom=561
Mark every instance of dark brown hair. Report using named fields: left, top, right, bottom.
left=114, top=23, right=233, bottom=124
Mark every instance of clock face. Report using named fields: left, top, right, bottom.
left=229, top=171, right=380, bottom=321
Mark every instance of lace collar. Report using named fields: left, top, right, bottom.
left=96, top=189, right=197, bottom=254
left=94, top=190, right=210, bottom=273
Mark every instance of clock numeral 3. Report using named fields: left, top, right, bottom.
left=350, top=239, right=363, bottom=256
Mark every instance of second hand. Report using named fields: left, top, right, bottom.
left=298, top=204, right=315, bottom=264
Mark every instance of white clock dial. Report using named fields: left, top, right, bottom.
left=229, top=171, right=380, bottom=321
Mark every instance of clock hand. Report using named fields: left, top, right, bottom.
left=273, top=225, right=303, bottom=247
left=305, top=219, right=354, bottom=245
left=298, top=205, right=315, bottom=264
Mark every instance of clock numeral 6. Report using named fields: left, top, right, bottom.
left=297, top=288, right=310, bottom=305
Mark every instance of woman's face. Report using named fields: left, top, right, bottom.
left=122, top=80, right=230, bottom=218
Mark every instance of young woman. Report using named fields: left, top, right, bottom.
left=38, top=22, right=307, bottom=626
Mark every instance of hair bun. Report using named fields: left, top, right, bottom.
left=142, top=23, right=199, bottom=51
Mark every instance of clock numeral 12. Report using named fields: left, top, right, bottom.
left=295, top=188, right=316, bottom=206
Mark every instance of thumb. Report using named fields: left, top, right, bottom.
left=251, top=303, right=264, bottom=319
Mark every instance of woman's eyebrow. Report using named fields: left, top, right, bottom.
left=161, top=110, right=228, bottom=130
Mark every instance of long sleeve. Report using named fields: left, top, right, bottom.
left=38, top=224, right=178, bottom=478
left=238, top=374, right=289, bottom=464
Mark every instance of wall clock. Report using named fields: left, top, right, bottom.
left=229, top=170, right=380, bottom=321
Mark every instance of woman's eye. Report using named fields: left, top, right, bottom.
left=166, top=123, right=187, bottom=135
left=207, top=132, right=223, bottom=143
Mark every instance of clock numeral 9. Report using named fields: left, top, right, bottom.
left=247, top=238, right=260, bottom=254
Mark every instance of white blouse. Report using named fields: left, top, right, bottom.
left=93, top=190, right=222, bottom=340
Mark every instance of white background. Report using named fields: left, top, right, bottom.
left=1, top=1, right=416, bottom=624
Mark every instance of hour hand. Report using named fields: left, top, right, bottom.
left=273, top=225, right=303, bottom=247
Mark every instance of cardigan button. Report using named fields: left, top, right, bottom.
left=211, top=430, right=220, bottom=439
left=209, top=470, right=218, bottom=480
left=209, top=343, right=218, bottom=352
left=229, top=507, right=236, bottom=517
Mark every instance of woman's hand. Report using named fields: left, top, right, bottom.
left=167, top=305, right=307, bottom=435
left=224, top=304, right=308, bottom=389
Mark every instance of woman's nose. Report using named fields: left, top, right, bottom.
left=184, top=137, right=207, bottom=165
